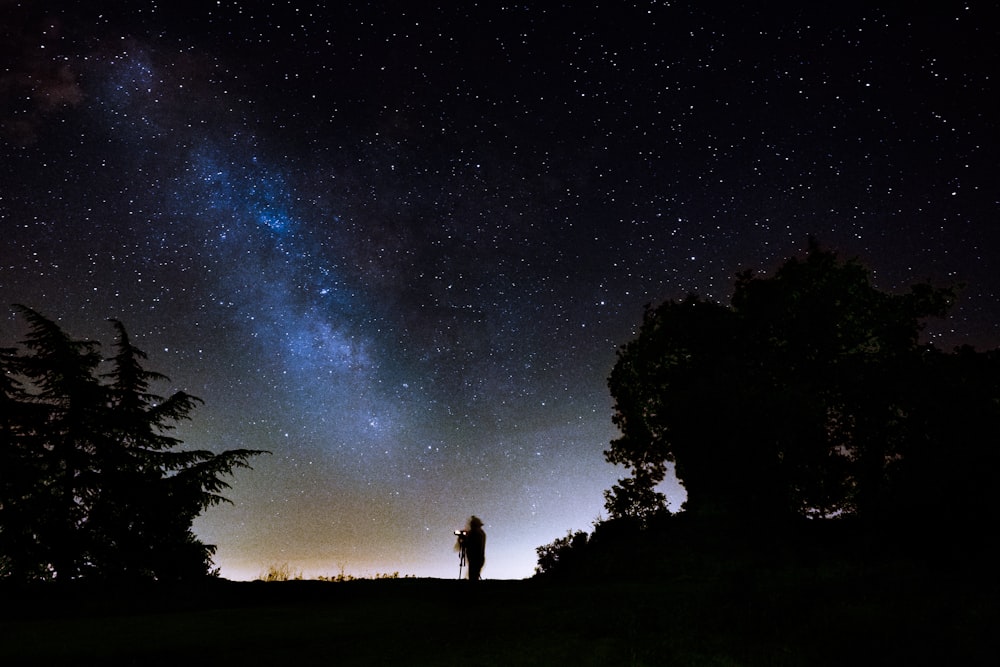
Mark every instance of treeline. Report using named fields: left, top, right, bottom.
left=0, top=306, right=266, bottom=582
left=538, top=242, right=1000, bottom=577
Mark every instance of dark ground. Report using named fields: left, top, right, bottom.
left=2, top=546, right=997, bottom=667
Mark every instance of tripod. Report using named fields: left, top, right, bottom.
left=457, top=538, right=467, bottom=580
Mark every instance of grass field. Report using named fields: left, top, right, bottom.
left=2, top=551, right=996, bottom=667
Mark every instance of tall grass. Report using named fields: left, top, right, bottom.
left=256, top=563, right=413, bottom=582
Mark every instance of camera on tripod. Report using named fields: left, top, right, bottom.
left=453, top=529, right=468, bottom=540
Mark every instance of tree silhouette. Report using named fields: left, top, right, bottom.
left=7, top=306, right=106, bottom=581
left=604, top=242, right=972, bottom=524
left=602, top=475, right=668, bottom=527
left=0, top=306, right=266, bottom=582
left=534, top=529, right=589, bottom=577
left=0, top=342, right=49, bottom=579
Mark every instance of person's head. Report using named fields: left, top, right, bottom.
left=469, top=515, right=483, bottom=529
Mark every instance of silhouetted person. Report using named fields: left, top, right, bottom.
left=464, top=515, right=486, bottom=581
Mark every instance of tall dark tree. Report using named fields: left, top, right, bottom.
left=0, top=343, right=43, bottom=579
left=605, top=295, right=788, bottom=518
left=730, top=243, right=953, bottom=521
left=605, top=243, right=963, bottom=523
left=87, top=319, right=166, bottom=577
left=89, top=319, right=229, bottom=580
left=10, top=306, right=106, bottom=580
left=0, top=307, right=266, bottom=582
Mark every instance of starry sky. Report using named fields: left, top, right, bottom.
left=2, top=2, right=997, bottom=580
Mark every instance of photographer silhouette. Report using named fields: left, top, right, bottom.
left=455, top=515, right=486, bottom=581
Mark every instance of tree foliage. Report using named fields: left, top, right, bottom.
left=604, top=242, right=996, bottom=524
left=534, top=529, right=590, bottom=577
left=0, top=306, right=266, bottom=582
left=602, top=476, right=668, bottom=526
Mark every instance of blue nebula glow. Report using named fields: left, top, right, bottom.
left=164, top=137, right=425, bottom=470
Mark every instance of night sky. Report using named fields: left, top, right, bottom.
left=2, top=2, right=997, bottom=580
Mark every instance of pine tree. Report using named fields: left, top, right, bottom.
left=0, top=343, right=41, bottom=579
left=11, top=306, right=106, bottom=580
left=97, top=318, right=265, bottom=580
left=1, top=307, right=266, bottom=582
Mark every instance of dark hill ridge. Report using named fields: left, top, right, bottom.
left=2, top=550, right=996, bottom=667
left=1, top=576, right=528, bottom=618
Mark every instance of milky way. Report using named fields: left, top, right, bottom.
left=2, top=2, right=997, bottom=578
